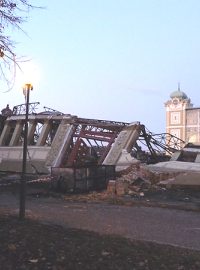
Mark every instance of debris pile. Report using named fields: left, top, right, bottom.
left=107, top=164, right=181, bottom=196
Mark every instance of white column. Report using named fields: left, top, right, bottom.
left=0, top=121, right=12, bottom=146
left=27, top=120, right=37, bottom=145
left=36, top=120, right=51, bottom=146
left=9, top=121, right=23, bottom=146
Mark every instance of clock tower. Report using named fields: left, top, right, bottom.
left=165, top=86, right=193, bottom=146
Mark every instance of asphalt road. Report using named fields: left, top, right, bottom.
left=0, top=192, right=200, bottom=251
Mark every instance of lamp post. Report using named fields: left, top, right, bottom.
left=19, top=83, right=33, bottom=220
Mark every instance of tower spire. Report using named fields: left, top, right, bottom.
left=178, top=82, right=180, bottom=91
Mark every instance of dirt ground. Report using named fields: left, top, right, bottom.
left=0, top=211, right=200, bottom=270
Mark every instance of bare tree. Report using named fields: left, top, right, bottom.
left=0, top=1, right=36, bottom=91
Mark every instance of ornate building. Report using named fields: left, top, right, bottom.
left=165, top=87, right=200, bottom=145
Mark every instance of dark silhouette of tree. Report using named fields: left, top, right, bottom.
left=0, top=1, right=36, bottom=91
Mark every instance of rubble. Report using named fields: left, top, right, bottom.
left=106, top=163, right=181, bottom=196
left=20, top=163, right=200, bottom=212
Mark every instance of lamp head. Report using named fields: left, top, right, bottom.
left=23, top=83, right=33, bottom=96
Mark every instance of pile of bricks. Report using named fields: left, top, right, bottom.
left=107, top=164, right=180, bottom=196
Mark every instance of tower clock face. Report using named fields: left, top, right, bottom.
left=170, top=98, right=181, bottom=109
left=172, top=98, right=178, bottom=106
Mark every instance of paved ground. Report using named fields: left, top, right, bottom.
left=0, top=191, right=200, bottom=251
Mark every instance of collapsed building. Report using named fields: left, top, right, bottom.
left=0, top=102, right=189, bottom=192
left=0, top=102, right=184, bottom=171
left=0, top=103, right=137, bottom=174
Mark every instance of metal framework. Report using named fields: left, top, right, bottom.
left=132, top=125, right=185, bottom=163
left=63, top=118, right=127, bottom=166
left=43, top=106, right=64, bottom=115
left=13, top=102, right=40, bottom=115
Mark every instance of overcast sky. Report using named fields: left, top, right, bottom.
left=1, top=0, right=200, bottom=133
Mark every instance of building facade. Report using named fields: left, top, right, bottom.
left=165, top=88, right=200, bottom=145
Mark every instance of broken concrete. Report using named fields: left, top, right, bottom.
left=159, top=172, right=200, bottom=189
left=103, top=123, right=141, bottom=171
left=148, top=144, right=200, bottom=174
left=148, top=160, right=200, bottom=173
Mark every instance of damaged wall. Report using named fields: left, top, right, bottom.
left=0, top=114, right=75, bottom=173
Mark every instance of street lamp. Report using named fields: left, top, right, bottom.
left=19, top=83, right=33, bottom=220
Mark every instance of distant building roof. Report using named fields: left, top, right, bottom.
left=1, top=104, right=12, bottom=117
left=186, top=107, right=200, bottom=110
left=170, top=88, right=188, bottom=100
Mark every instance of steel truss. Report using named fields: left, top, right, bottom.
left=13, top=102, right=40, bottom=115
left=132, top=125, right=185, bottom=163
left=63, top=118, right=126, bottom=166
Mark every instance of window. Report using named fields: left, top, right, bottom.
left=171, top=112, right=180, bottom=124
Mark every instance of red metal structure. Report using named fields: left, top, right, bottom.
left=63, top=118, right=128, bottom=166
